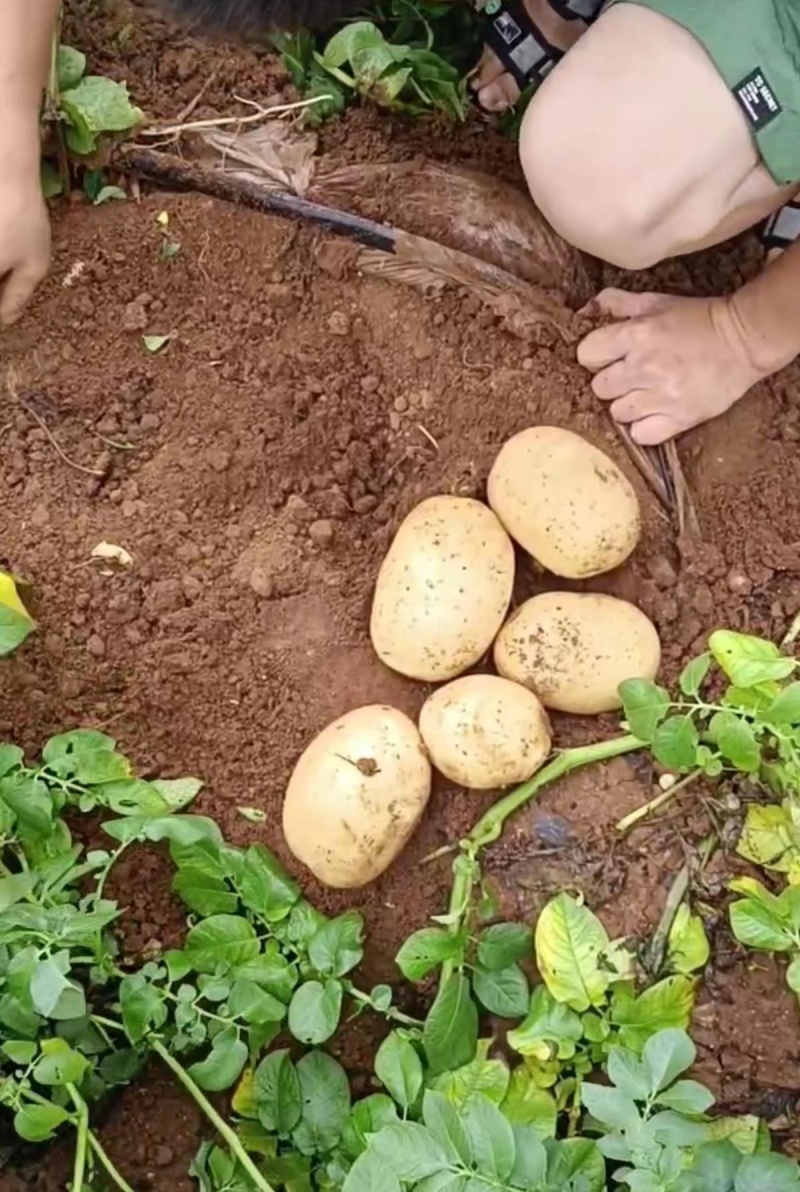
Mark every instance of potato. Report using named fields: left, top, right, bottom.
left=419, top=674, right=551, bottom=790
left=487, top=426, right=640, bottom=578
left=370, top=496, right=514, bottom=681
left=282, top=705, right=431, bottom=888
left=494, top=592, right=660, bottom=714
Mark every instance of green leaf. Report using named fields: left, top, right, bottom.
left=611, top=977, right=695, bottom=1052
left=729, top=895, right=796, bottom=952
left=396, top=927, right=465, bottom=981
left=735, top=1153, right=800, bottom=1191
left=57, top=45, right=87, bottom=89
left=0, top=606, right=33, bottom=656
left=642, top=1028, right=695, bottom=1092
left=98, top=778, right=169, bottom=816
left=619, top=679, right=671, bottom=742
left=94, top=185, right=127, bottom=205
left=548, top=1139, right=616, bottom=1192
left=507, top=984, right=583, bottom=1059
left=188, top=1024, right=248, bottom=1091
left=342, top=1095, right=399, bottom=1159
left=423, top=973, right=479, bottom=1075
left=679, top=653, right=712, bottom=698
left=375, top=1030, right=423, bottom=1109
left=343, top=1151, right=402, bottom=1192
left=667, top=905, right=710, bottom=975
left=606, top=1047, right=651, bottom=1100
left=763, top=682, right=800, bottom=726
left=656, top=1079, right=715, bottom=1114
left=709, top=712, right=761, bottom=773
left=2, top=1039, right=37, bottom=1065
left=534, top=894, right=612, bottom=1012
left=308, top=911, right=364, bottom=977
left=464, top=1096, right=516, bottom=1180
left=30, top=958, right=86, bottom=1020
left=33, top=1038, right=89, bottom=1086
left=476, top=923, right=532, bottom=971
left=104, top=813, right=222, bottom=847
left=142, top=334, right=171, bottom=354
left=1, top=775, right=54, bottom=838
left=0, top=744, right=23, bottom=778
left=581, top=1082, right=640, bottom=1129
left=254, top=1049, right=302, bottom=1134
left=238, top=844, right=300, bottom=923
left=500, top=1068, right=557, bottom=1136
left=292, top=1050, right=351, bottom=1153
left=185, top=915, right=260, bottom=972
left=423, top=1089, right=472, bottom=1166
left=14, top=1102, right=70, bottom=1142
left=151, top=776, right=203, bottom=810
left=736, top=804, right=800, bottom=874
left=228, top=978, right=287, bottom=1025
left=119, top=973, right=168, bottom=1042
left=473, top=964, right=529, bottom=1018
left=369, top=1121, right=450, bottom=1182
left=61, top=74, right=142, bottom=148
left=709, top=630, right=796, bottom=688
left=288, top=979, right=343, bottom=1045
left=0, top=873, right=37, bottom=912
left=173, top=868, right=239, bottom=916
left=652, top=716, right=700, bottom=771
left=787, top=956, right=800, bottom=992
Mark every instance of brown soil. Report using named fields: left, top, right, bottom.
left=3, top=1, right=800, bottom=1186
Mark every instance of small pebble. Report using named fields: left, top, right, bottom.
left=86, top=634, right=105, bottom=658
left=393, top=396, right=409, bottom=414
left=327, top=310, right=350, bottom=336
left=249, top=567, right=274, bottom=599
left=309, top=519, right=335, bottom=547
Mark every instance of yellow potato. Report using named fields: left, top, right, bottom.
left=487, top=426, right=641, bottom=578
left=494, top=592, right=660, bottom=715
left=419, top=674, right=552, bottom=790
left=370, top=496, right=514, bottom=681
left=282, top=705, right=431, bottom=888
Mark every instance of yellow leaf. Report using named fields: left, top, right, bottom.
left=232, top=1067, right=257, bottom=1118
left=0, top=572, right=32, bottom=622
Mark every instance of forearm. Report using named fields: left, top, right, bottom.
left=730, top=237, right=800, bottom=378
left=0, top=0, right=62, bottom=165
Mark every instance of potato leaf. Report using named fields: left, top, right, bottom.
left=667, top=905, right=710, bottom=975
left=430, top=1054, right=510, bottom=1109
left=709, top=630, right=796, bottom=689
left=619, top=678, right=671, bottom=743
left=308, top=910, right=364, bottom=977
left=396, top=926, right=465, bottom=981
left=423, top=973, right=478, bottom=1075
left=288, top=979, right=342, bottom=1045
left=292, top=1050, right=351, bottom=1154
left=476, top=923, right=532, bottom=971
left=375, top=1031, right=423, bottom=1110
left=473, top=963, right=529, bottom=1019
left=652, top=715, right=700, bottom=772
left=254, top=1049, right=302, bottom=1133
left=534, top=894, right=613, bottom=1012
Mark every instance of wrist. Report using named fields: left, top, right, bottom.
left=0, top=109, right=41, bottom=176
left=724, top=261, right=800, bottom=378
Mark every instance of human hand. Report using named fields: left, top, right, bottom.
left=0, top=124, right=50, bottom=326
left=577, top=289, right=771, bottom=445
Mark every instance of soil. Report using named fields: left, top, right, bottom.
left=3, top=1, right=800, bottom=1187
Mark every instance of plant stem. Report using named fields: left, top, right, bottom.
left=151, top=1040, right=275, bottom=1192
left=87, top=1132, right=136, bottom=1192
left=616, top=768, right=702, bottom=834
left=439, top=734, right=643, bottom=983
left=67, top=1084, right=89, bottom=1192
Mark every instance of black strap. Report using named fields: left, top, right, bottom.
left=480, top=0, right=564, bottom=90
left=762, top=203, right=800, bottom=251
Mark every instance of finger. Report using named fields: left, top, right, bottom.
left=475, top=72, right=520, bottom=113
left=469, top=46, right=505, bottom=90
left=591, top=362, right=635, bottom=402
left=577, top=322, right=634, bottom=372
left=579, top=288, right=668, bottom=320
left=630, top=413, right=682, bottom=446
left=609, top=391, right=667, bottom=424
left=0, top=263, right=46, bottom=326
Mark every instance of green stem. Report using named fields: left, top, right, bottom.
left=616, top=768, right=702, bottom=834
left=439, top=734, right=643, bottom=984
left=151, top=1040, right=275, bottom=1192
left=86, top=1132, right=136, bottom=1192
left=348, top=985, right=424, bottom=1028
left=67, top=1084, right=89, bottom=1192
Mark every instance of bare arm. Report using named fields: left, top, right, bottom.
left=731, top=238, right=800, bottom=378
left=0, top=0, right=61, bottom=324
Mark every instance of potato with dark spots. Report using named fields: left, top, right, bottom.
left=420, top=674, right=551, bottom=790
left=487, top=426, right=641, bottom=579
left=494, top=592, right=660, bottom=715
left=282, top=705, right=431, bottom=888
left=370, top=496, right=515, bottom=681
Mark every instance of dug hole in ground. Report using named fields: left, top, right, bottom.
left=3, top=1, right=800, bottom=1187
